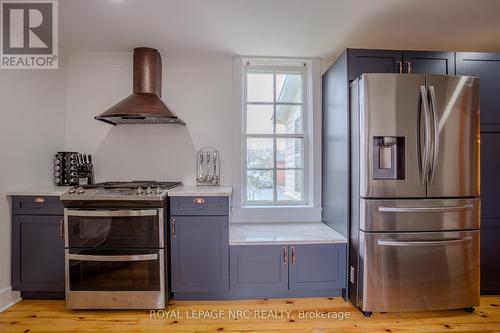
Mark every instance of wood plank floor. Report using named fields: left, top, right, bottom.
left=1, top=296, right=499, bottom=333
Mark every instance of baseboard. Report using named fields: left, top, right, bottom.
left=0, top=287, right=21, bottom=312
left=173, top=289, right=342, bottom=300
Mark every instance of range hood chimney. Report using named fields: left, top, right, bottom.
left=95, top=47, right=186, bottom=125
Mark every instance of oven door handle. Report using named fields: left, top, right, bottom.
left=65, top=209, right=158, bottom=217
left=67, top=253, right=158, bottom=262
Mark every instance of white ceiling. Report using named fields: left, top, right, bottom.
left=60, top=0, right=500, bottom=60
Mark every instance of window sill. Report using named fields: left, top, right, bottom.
left=231, top=206, right=322, bottom=223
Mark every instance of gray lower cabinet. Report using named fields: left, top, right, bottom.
left=230, top=244, right=346, bottom=292
left=289, top=244, right=346, bottom=291
left=230, top=245, right=288, bottom=292
left=481, top=219, right=500, bottom=293
left=11, top=195, right=65, bottom=299
left=170, top=215, right=229, bottom=293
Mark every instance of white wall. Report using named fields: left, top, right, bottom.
left=64, top=52, right=233, bottom=185
left=0, top=63, right=67, bottom=309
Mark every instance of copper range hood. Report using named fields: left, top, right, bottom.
left=95, top=47, right=186, bottom=125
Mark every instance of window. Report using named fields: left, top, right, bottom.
left=244, top=65, right=307, bottom=205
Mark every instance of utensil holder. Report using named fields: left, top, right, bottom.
left=196, top=147, right=220, bottom=186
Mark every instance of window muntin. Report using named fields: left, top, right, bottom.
left=244, top=68, right=306, bottom=205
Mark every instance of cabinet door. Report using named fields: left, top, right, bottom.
left=11, top=215, right=65, bottom=292
left=481, top=219, right=500, bottom=293
left=402, top=51, right=455, bottom=75
left=347, top=49, right=402, bottom=81
left=230, top=245, right=288, bottom=292
left=456, top=52, right=500, bottom=125
left=288, top=244, right=346, bottom=291
left=481, top=132, right=500, bottom=219
left=170, top=215, right=229, bottom=292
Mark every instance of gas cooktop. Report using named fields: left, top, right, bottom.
left=82, top=181, right=182, bottom=190
left=60, top=180, right=183, bottom=206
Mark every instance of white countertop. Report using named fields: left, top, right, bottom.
left=168, top=186, right=232, bottom=197
left=6, top=186, right=70, bottom=196
left=230, top=222, right=347, bottom=245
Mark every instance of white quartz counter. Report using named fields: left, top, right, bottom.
left=168, top=186, right=232, bottom=197
left=230, top=222, right=347, bottom=245
left=6, top=186, right=69, bottom=196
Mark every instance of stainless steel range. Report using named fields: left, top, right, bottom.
left=60, top=181, right=182, bottom=309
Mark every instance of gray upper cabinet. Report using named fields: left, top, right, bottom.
left=11, top=211, right=65, bottom=294
left=347, top=49, right=456, bottom=81
left=170, top=215, right=229, bottom=293
left=230, top=245, right=288, bottom=292
left=288, top=244, right=346, bottom=291
left=402, top=51, right=455, bottom=75
left=347, top=49, right=402, bottom=81
left=456, top=52, right=500, bottom=125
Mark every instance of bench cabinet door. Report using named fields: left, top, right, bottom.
left=230, top=245, right=288, bottom=292
left=288, top=244, right=346, bottom=291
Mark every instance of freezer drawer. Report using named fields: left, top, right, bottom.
left=359, top=230, right=479, bottom=312
left=360, top=198, right=480, bottom=232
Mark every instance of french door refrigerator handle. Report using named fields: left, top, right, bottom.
left=428, top=85, right=439, bottom=184
left=377, top=236, right=472, bottom=247
left=378, top=204, right=473, bottom=213
left=419, top=86, right=432, bottom=184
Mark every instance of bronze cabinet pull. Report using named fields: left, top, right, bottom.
left=59, top=219, right=64, bottom=239
left=172, top=217, right=176, bottom=238
left=194, top=197, right=205, bottom=205
left=291, top=246, right=296, bottom=264
left=283, top=246, right=287, bottom=264
left=397, top=61, right=403, bottom=73
left=405, top=61, right=412, bottom=73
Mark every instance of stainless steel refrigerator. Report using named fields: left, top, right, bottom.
left=349, top=74, right=480, bottom=315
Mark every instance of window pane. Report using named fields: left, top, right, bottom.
left=277, top=169, right=304, bottom=201
left=247, top=138, right=274, bottom=168
left=247, top=104, right=273, bottom=134
left=276, top=105, right=303, bottom=134
left=277, top=138, right=303, bottom=168
left=247, top=72, right=273, bottom=102
left=276, top=73, right=302, bottom=103
left=247, top=170, right=274, bottom=201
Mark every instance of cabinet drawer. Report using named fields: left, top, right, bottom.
left=12, top=196, right=64, bottom=215
left=170, top=196, right=229, bottom=216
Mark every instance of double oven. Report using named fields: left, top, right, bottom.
left=64, top=208, right=166, bottom=309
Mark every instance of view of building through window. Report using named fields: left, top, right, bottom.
left=245, top=69, right=305, bottom=204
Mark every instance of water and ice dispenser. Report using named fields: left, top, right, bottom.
left=373, top=136, right=405, bottom=180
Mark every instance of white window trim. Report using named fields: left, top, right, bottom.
left=232, top=56, right=322, bottom=223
